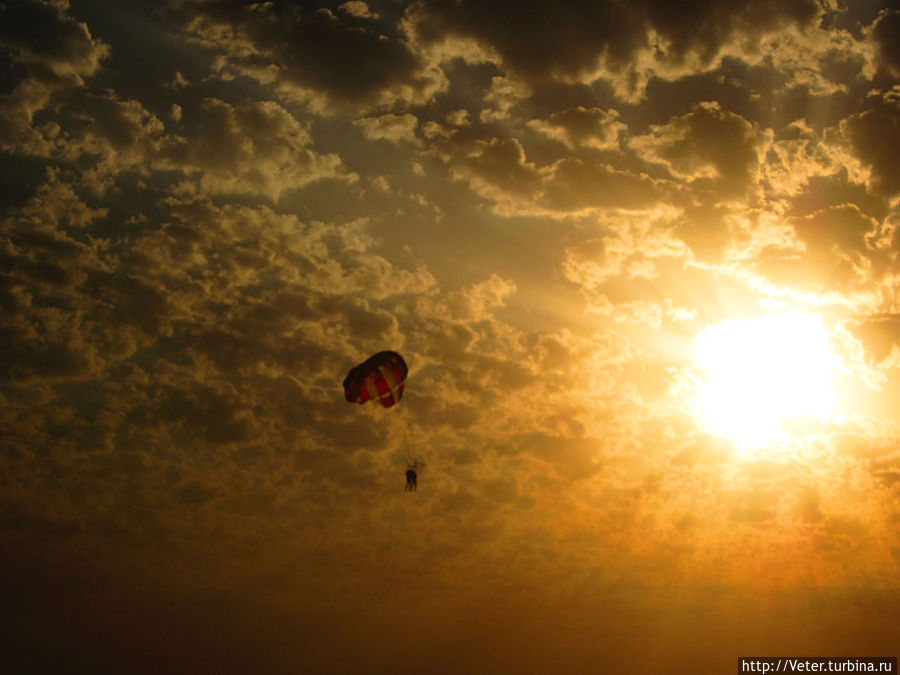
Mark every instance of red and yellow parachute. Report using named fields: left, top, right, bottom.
left=342, top=351, right=408, bottom=408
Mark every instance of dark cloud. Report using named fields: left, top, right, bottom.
left=53, top=88, right=163, bottom=158
left=852, top=314, right=900, bottom=363
left=0, top=0, right=108, bottom=153
left=644, top=0, right=819, bottom=62
left=408, top=0, right=644, bottom=80
left=408, top=0, right=819, bottom=86
left=180, top=0, right=440, bottom=110
left=871, top=9, right=900, bottom=78
left=761, top=204, right=884, bottom=292
left=632, top=101, right=762, bottom=197
left=157, top=96, right=349, bottom=197
left=787, top=170, right=889, bottom=221
left=540, top=156, right=666, bottom=211
left=0, top=0, right=108, bottom=79
left=528, top=106, right=625, bottom=149
left=426, top=126, right=668, bottom=215
left=844, top=92, right=900, bottom=197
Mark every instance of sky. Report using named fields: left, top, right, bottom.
left=1, top=0, right=899, bottom=672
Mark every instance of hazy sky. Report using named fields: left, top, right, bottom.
left=2, top=1, right=899, bottom=672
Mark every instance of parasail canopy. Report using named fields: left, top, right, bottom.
left=342, top=351, right=408, bottom=408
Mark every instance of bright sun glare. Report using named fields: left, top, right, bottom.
left=693, top=312, right=841, bottom=447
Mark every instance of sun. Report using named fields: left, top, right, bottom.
left=692, top=312, right=841, bottom=447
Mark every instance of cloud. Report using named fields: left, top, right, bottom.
left=843, top=91, right=900, bottom=197
left=405, top=0, right=821, bottom=101
left=539, top=156, right=668, bottom=212
left=0, top=0, right=109, bottom=80
left=9, top=88, right=352, bottom=199
left=353, top=112, right=420, bottom=144
left=180, top=1, right=445, bottom=112
left=763, top=120, right=849, bottom=199
left=2, top=1, right=900, bottom=669
left=851, top=314, right=900, bottom=364
left=36, top=89, right=165, bottom=180
left=406, top=0, right=644, bottom=81
left=157, top=97, right=349, bottom=198
left=754, top=203, right=886, bottom=299
left=563, top=214, right=686, bottom=291
left=427, top=127, right=668, bottom=216
left=0, top=0, right=109, bottom=153
left=528, top=106, right=626, bottom=149
left=338, top=1, right=380, bottom=21
left=870, top=9, right=900, bottom=79
left=630, top=101, right=764, bottom=197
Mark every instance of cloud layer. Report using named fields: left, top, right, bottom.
left=1, top=1, right=898, bottom=671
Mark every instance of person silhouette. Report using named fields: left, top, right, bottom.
left=405, top=467, right=417, bottom=492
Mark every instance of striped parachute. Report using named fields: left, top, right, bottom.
left=343, top=351, right=408, bottom=408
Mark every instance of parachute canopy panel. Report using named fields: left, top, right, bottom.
left=343, top=351, right=408, bottom=408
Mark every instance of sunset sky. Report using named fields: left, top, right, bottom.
left=2, top=1, right=899, bottom=672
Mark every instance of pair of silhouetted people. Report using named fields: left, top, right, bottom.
left=405, top=468, right=417, bottom=492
